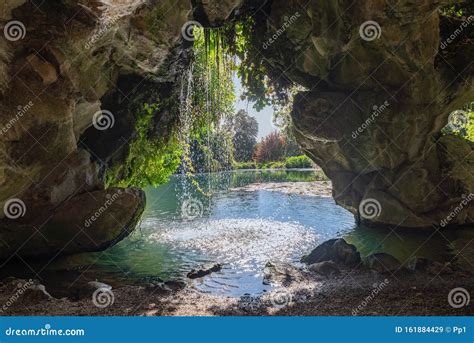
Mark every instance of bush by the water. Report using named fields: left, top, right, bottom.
left=233, top=161, right=257, bottom=170
left=284, top=155, right=313, bottom=168
left=234, top=155, right=314, bottom=170
left=259, top=161, right=285, bottom=169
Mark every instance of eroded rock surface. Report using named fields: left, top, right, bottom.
left=0, top=0, right=190, bottom=258
left=252, top=0, right=474, bottom=228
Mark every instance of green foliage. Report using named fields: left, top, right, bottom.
left=188, top=127, right=234, bottom=173
left=467, top=112, right=474, bottom=142
left=441, top=3, right=474, bottom=17
left=191, top=27, right=235, bottom=129
left=229, top=17, right=292, bottom=111
left=233, top=161, right=257, bottom=170
left=106, top=103, right=182, bottom=188
left=259, top=161, right=285, bottom=169
left=285, top=155, right=313, bottom=169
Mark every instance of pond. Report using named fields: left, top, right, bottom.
left=87, top=169, right=351, bottom=296
left=1, top=169, right=472, bottom=298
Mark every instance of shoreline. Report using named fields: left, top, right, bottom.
left=230, top=181, right=332, bottom=197
left=0, top=180, right=471, bottom=317
left=0, top=265, right=471, bottom=316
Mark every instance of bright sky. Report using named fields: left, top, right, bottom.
left=233, top=73, right=275, bottom=140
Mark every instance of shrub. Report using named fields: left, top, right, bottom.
left=254, top=131, right=286, bottom=163
left=234, top=161, right=257, bottom=169
left=285, top=155, right=313, bottom=169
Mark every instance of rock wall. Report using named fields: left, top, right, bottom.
left=0, top=0, right=471, bottom=260
left=0, top=0, right=194, bottom=258
left=253, top=0, right=473, bottom=227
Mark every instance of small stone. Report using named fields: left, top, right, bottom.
left=187, top=264, right=222, bottom=279
left=164, top=280, right=186, bottom=291
left=365, top=253, right=402, bottom=273
left=308, top=261, right=340, bottom=277
left=263, top=262, right=308, bottom=286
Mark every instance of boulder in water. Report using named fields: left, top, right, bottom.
left=187, top=264, right=222, bottom=279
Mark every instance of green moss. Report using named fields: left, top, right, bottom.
left=144, top=5, right=166, bottom=42
left=106, top=103, right=182, bottom=188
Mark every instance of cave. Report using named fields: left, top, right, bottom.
left=0, top=0, right=472, bottom=316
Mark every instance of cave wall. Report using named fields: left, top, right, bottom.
left=0, top=0, right=472, bottom=259
left=256, top=0, right=474, bottom=227
left=0, top=0, right=195, bottom=258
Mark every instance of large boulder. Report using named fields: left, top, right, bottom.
left=365, top=253, right=402, bottom=273
left=301, top=238, right=361, bottom=267
left=0, top=0, right=190, bottom=258
left=251, top=0, right=474, bottom=228
left=0, top=188, right=145, bottom=259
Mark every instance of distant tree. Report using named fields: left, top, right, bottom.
left=227, top=109, right=258, bottom=162
left=254, top=131, right=286, bottom=163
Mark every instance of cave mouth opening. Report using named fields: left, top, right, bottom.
left=0, top=1, right=473, bottom=314
left=56, top=20, right=472, bottom=299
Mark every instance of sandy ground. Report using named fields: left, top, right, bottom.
left=231, top=181, right=333, bottom=197
left=0, top=265, right=472, bottom=316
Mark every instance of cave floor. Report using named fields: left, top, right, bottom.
left=1, top=266, right=472, bottom=316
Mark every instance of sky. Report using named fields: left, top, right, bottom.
left=233, top=74, right=275, bottom=140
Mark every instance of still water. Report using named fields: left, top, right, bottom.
left=2, top=169, right=472, bottom=297
left=90, top=169, right=350, bottom=296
